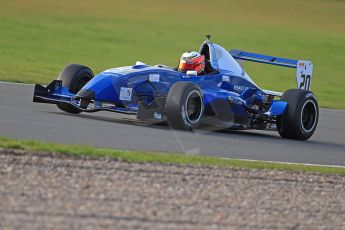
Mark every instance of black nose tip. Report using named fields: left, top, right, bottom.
left=76, top=89, right=95, bottom=100
left=75, top=89, right=95, bottom=108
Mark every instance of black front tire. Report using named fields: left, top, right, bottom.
left=277, top=89, right=319, bottom=140
left=165, top=82, right=204, bottom=131
left=56, top=64, right=94, bottom=114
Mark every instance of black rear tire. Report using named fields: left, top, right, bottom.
left=276, top=89, right=318, bottom=140
left=165, top=82, right=204, bottom=131
left=56, top=64, right=94, bottom=114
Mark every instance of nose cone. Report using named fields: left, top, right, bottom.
left=80, top=71, right=124, bottom=102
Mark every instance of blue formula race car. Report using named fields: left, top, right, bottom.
left=33, top=36, right=319, bottom=140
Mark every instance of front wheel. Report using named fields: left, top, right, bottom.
left=276, top=89, right=319, bottom=140
left=165, top=82, right=204, bottom=131
left=56, top=64, right=94, bottom=114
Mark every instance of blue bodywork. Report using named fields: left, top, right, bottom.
left=33, top=39, right=294, bottom=130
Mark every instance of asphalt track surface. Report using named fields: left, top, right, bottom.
left=0, top=82, right=344, bottom=166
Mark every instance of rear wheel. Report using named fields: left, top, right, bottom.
left=56, top=64, right=94, bottom=114
left=276, top=89, right=318, bottom=140
left=165, top=82, right=204, bottom=131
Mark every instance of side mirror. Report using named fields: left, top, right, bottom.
left=135, top=61, right=148, bottom=66
left=186, top=70, right=197, bottom=76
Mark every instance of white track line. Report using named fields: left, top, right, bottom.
left=0, top=81, right=33, bottom=86
left=219, top=157, right=345, bottom=168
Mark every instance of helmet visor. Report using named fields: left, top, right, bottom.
left=178, top=60, right=197, bottom=72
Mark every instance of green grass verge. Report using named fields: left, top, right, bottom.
left=1, top=136, right=344, bottom=175
left=0, top=0, right=345, bottom=109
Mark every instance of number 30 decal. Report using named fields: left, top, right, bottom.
left=299, top=74, right=311, bottom=90
left=296, top=61, right=313, bottom=90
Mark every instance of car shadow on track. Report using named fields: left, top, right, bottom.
left=45, top=111, right=345, bottom=150
left=44, top=111, right=168, bottom=129
left=46, top=111, right=283, bottom=139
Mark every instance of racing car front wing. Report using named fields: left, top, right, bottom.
left=33, top=80, right=137, bottom=115
left=33, top=80, right=168, bottom=123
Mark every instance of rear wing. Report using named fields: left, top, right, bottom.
left=229, top=49, right=313, bottom=90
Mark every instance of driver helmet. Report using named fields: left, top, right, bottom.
left=178, top=51, right=205, bottom=74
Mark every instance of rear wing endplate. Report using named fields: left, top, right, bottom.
left=229, top=49, right=313, bottom=90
